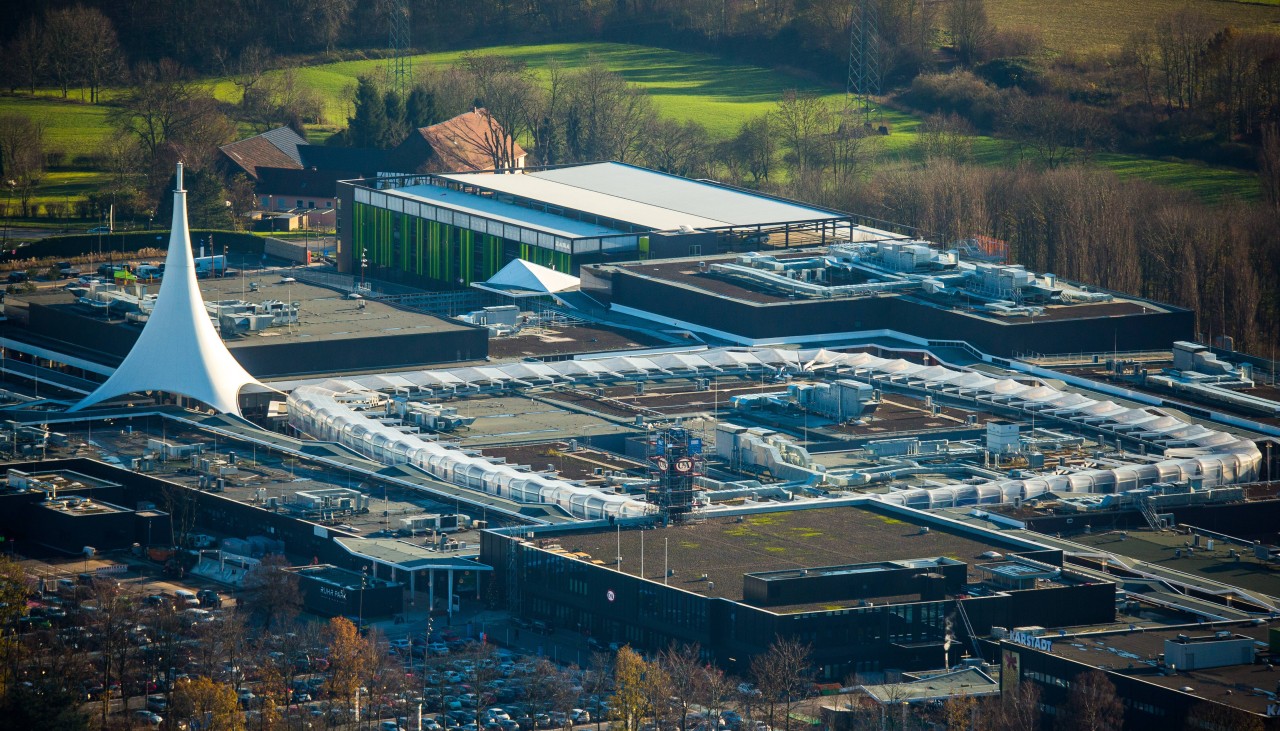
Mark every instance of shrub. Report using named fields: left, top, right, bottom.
left=905, top=70, right=1004, bottom=130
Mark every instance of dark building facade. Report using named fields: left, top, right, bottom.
left=286, top=564, right=403, bottom=619
left=589, top=266, right=1194, bottom=357
left=480, top=511, right=1116, bottom=679
left=2, top=292, right=488, bottom=379
left=993, top=631, right=1280, bottom=731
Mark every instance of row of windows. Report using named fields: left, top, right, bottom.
left=260, top=196, right=332, bottom=210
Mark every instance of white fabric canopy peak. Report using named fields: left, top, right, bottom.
left=72, top=163, right=266, bottom=416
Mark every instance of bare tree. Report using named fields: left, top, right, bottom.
left=750, top=638, right=812, bottom=731
left=0, top=114, right=45, bottom=217
left=771, top=91, right=831, bottom=175
left=947, top=0, right=992, bottom=66
left=86, top=580, right=144, bottom=727
left=242, top=554, right=302, bottom=632
left=5, top=18, right=46, bottom=95
left=1056, top=670, right=1124, bottom=731
left=660, top=643, right=707, bottom=731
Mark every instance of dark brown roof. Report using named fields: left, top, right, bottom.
left=400, top=109, right=528, bottom=172
left=219, top=127, right=307, bottom=178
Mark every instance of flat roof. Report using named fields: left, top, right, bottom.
left=527, top=163, right=844, bottom=228
left=443, top=395, right=635, bottom=448
left=390, top=183, right=628, bottom=239
left=440, top=170, right=728, bottom=231
left=608, top=255, right=1171, bottom=322
left=543, top=504, right=1041, bottom=606
left=334, top=537, right=491, bottom=571
left=286, top=563, right=398, bottom=589
left=27, top=274, right=474, bottom=347
left=1040, top=622, right=1280, bottom=716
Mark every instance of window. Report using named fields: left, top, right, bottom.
left=308, top=201, right=316, bottom=208
left=296, top=200, right=303, bottom=208
left=325, top=201, right=332, bottom=207
left=688, top=244, right=702, bottom=256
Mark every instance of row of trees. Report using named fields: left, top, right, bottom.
left=823, top=158, right=1279, bottom=357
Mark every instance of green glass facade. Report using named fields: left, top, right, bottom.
left=352, top=201, right=573, bottom=287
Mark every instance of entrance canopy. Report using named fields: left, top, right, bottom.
left=472, top=258, right=580, bottom=298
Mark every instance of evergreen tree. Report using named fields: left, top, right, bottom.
left=347, top=76, right=388, bottom=148
left=406, top=86, right=438, bottom=130
left=384, top=89, right=407, bottom=145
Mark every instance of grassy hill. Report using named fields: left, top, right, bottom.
left=0, top=40, right=1265, bottom=216
left=986, top=0, right=1280, bottom=54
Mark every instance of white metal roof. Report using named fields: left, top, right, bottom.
left=438, top=168, right=730, bottom=231
left=528, top=162, right=844, bottom=227
left=390, top=183, right=626, bottom=239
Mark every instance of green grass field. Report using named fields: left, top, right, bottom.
left=0, top=41, right=1264, bottom=212
left=987, top=0, right=1280, bottom=54
left=0, top=95, right=114, bottom=157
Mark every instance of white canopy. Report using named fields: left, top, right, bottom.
left=72, top=163, right=267, bottom=416
left=475, top=258, right=580, bottom=295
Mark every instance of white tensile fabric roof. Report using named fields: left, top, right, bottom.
left=72, top=163, right=267, bottom=416
left=481, top=258, right=580, bottom=294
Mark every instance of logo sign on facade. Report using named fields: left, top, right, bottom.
left=319, top=586, right=348, bottom=603
left=1001, top=649, right=1021, bottom=693
left=689, top=438, right=703, bottom=455
left=1267, top=704, right=1280, bottom=718
left=606, top=589, right=616, bottom=603
left=654, top=457, right=670, bottom=472
left=655, top=438, right=667, bottom=455
left=674, top=457, right=694, bottom=473
left=1009, top=631, right=1052, bottom=652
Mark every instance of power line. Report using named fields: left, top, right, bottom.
left=846, top=0, right=880, bottom=123
left=387, top=0, right=412, bottom=100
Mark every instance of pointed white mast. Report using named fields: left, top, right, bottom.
left=72, top=162, right=266, bottom=416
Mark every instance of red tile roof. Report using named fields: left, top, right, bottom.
left=219, top=127, right=307, bottom=178
left=408, top=109, right=527, bottom=172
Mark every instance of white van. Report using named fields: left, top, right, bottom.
left=172, top=589, right=200, bottom=608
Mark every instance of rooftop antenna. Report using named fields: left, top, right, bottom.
left=387, top=0, right=412, bottom=101
left=846, top=0, right=881, bottom=125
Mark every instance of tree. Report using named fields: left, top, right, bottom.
left=640, top=119, right=711, bottom=178
left=659, top=643, right=707, bottom=731
left=1056, top=670, right=1123, bottom=731
left=173, top=676, right=244, bottom=731
left=525, top=658, right=579, bottom=720
left=610, top=646, right=671, bottom=731
left=750, top=638, right=812, bottom=731
left=727, top=115, right=777, bottom=185
left=324, top=616, right=376, bottom=715
left=347, top=76, right=390, bottom=148
left=86, top=581, right=143, bottom=728
left=5, top=18, right=46, bottom=95
left=109, top=60, right=236, bottom=196
left=0, top=114, right=45, bottom=218
left=562, top=64, right=656, bottom=163
left=771, top=91, right=831, bottom=174
left=1183, top=701, right=1264, bottom=731
left=406, top=86, right=439, bottom=130
left=241, top=554, right=302, bottom=631
left=948, top=0, right=992, bottom=66
left=385, top=89, right=408, bottom=146
left=980, top=679, right=1040, bottom=731
left=71, top=6, right=123, bottom=103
